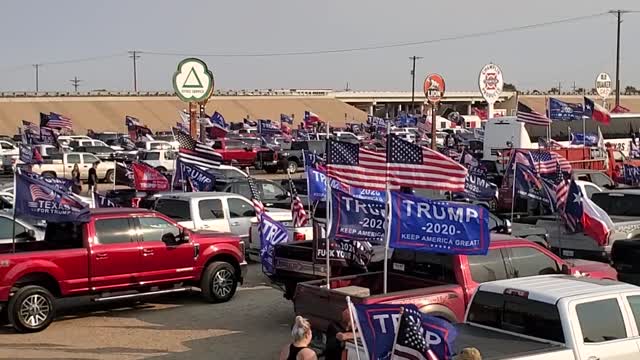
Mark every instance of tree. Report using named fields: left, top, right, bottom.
left=503, top=83, right=517, bottom=92
left=625, top=86, right=638, bottom=95
left=548, top=87, right=559, bottom=95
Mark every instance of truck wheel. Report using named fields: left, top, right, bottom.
left=155, top=166, right=167, bottom=173
left=287, top=160, right=298, bottom=173
left=7, top=285, right=56, bottom=333
left=105, top=169, right=115, bottom=184
left=200, top=262, right=238, bottom=303
left=264, top=166, right=278, bottom=174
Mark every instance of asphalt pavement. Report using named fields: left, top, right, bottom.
left=0, top=263, right=295, bottom=359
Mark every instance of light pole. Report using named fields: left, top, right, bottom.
left=409, top=56, right=423, bottom=115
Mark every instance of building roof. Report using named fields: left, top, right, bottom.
left=478, top=275, right=636, bottom=304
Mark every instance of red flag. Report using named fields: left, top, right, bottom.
left=611, top=104, right=631, bottom=113
left=132, top=162, right=169, bottom=192
left=473, top=107, right=488, bottom=120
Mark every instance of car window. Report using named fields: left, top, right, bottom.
left=142, top=152, right=160, bottom=161
left=198, top=199, right=224, bottom=220
left=488, top=213, right=501, bottom=229
left=626, top=295, right=640, bottom=329
left=584, top=185, right=599, bottom=199
left=467, top=249, right=508, bottom=283
left=508, top=247, right=559, bottom=277
left=166, top=151, right=177, bottom=160
left=0, top=217, right=19, bottom=239
left=138, top=217, right=180, bottom=242
left=261, top=182, right=285, bottom=199
left=590, top=173, right=612, bottom=187
left=94, top=218, right=133, bottom=244
left=154, top=199, right=191, bottom=221
left=212, top=141, right=223, bottom=149
left=225, top=140, right=245, bottom=150
left=83, top=154, right=99, bottom=164
left=576, top=298, right=627, bottom=343
left=0, top=142, right=13, bottom=150
left=228, top=198, right=255, bottom=218
left=576, top=174, right=590, bottom=182
left=232, top=182, right=252, bottom=199
left=66, top=154, right=81, bottom=163
left=220, top=168, right=245, bottom=179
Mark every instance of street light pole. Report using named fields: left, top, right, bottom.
left=610, top=9, right=630, bottom=106
left=33, top=64, right=41, bottom=92
left=409, top=56, right=423, bottom=115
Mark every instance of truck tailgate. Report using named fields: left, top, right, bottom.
left=454, top=324, right=568, bottom=360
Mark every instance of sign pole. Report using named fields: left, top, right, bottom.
left=325, top=121, right=331, bottom=289
left=424, top=73, right=445, bottom=150
left=431, top=105, right=437, bottom=150
left=383, top=119, right=391, bottom=294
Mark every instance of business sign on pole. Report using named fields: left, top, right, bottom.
left=424, top=74, right=445, bottom=103
left=172, top=58, right=214, bottom=102
left=595, top=72, right=612, bottom=99
left=478, top=63, right=504, bottom=105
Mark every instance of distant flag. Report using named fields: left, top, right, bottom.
left=562, top=179, right=613, bottom=245
left=548, top=98, right=584, bottom=121
left=584, top=97, right=611, bottom=125
left=247, top=177, right=265, bottom=221
left=22, top=120, right=40, bottom=135
left=554, top=163, right=570, bottom=212
left=175, top=121, right=189, bottom=134
left=258, top=119, right=281, bottom=135
left=243, top=118, right=257, bottom=128
left=517, top=102, right=551, bottom=126
left=529, top=149, right=571, bottom=174
left=92, top=191, right=119, bottom=208
left=32, top=146, right=43, bottom=164
left=473, top=107, right=488, bottom=120
left=280, top=113, right=294, bottom=124
left=125, top=115, right=142, bottom=128
left=173, top=128, right=222, bottom=169
left=39, top=112, right=50, bottom=128
left=259, top=213, right=289, bottom=275
left=287, top=172, right=308, bottom=227
left=211, top=111, right=227, bottom=128
left=611, top=104, right=631, bottom=113
left=125, top=115, right=152, bottom=140
left=48, top=112, right=73, bottom=129
left=178, top=110, right=190, bottom=126
left=303, top=111, right=321, bottom=128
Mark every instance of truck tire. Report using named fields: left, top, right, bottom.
left=287, top=159, right=298, bottom=173
left=7, top=285, right=56, bottom=333
left=264, top=165, right=279, bottom=174
left=200, top=262, right=238, bottom=303
left=105, top=169, right=115, bottom=184
left=155, top=166, right=167, bottom=173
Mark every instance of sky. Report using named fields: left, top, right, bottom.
left=1, top=0, right=639, bottom=93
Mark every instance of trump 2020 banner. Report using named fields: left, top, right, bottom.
left=180, top=160, right=215, bottom=192
left=462, top=166, right=496, bottom=201
left=260, top=213, right=289, bottom=275
left=389, top=191, right=489, bottom=255
left=306, top=166, right=385, bottom=203
left=354, top=303, right=457, bottom=360
left=329, top=188, right=385, bottom=243
left=15, top=171, right=90, bottom=223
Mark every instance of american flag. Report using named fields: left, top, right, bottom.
left=562, top=179, right=583, bottom=232
left=247, top=177, right=265, bottom=220
left=530, top=150, right=571, bottom=174
left=125, top=115, right=142, bottom=129
left=29, top=184, right=56, bottom=201
left=393, top=307, right=439, bottom=360
left=48, top=112, right=73, bottom=129
left=287, top=175, right=308, bottom=227
left=22, top=120, right=40, bottom=135
left=326, top=140, right=388, bottom=190
left=517, top=102, right=551, bottom=126
left=173, top=128, right=222, bottom=169
left=387, top=135, right=467, bottom=192
left=555, top=163, right=570, bottom=212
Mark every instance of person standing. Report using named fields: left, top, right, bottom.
left=280, top=316, right=317, bottom=360
left=87, top=161, right=99, bottom=194
left=71, top=163, right=82, bottom=195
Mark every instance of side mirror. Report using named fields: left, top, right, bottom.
left=27, top=229, right=35, bottom=239
left=161, top=232, right=176, bottom=244
left=561, top=264, right=571, bottom=275
left=179, top=230, right=190, bottom=243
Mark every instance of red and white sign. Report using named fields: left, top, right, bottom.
left=424, top=74, right=445, bottom=103
left=478, top=63, right=504, bottom=104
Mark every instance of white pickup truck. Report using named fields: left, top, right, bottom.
left=247, top=220, right=315, bottom=262
left=345, top=275, right=640, bottom=360
left=152, top=192, right=293, bottom=245
left=138, top=149, right=177, bottom=173
left=31, top=152, right=115, bottom=182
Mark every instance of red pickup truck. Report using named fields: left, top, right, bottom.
left=293, top=234, right=616, bottom=332
left=0, top=208, right=247, bottom=333
left=212, top=138, right=260, bottom=168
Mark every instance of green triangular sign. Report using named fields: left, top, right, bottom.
left=182, top=67, right=203, bottom=88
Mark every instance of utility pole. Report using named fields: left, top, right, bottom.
left=128, top=50, right=141, bottom=92
left=558, top=81, right=561, bottom=95
left=610, top=10, right=630, bottom=107
left=572, top=81, right=577, bottom=94
left=33, top=64, right=41, bottom=92
left=409, top=56, right=423, bottom=115
left=69, top=76, right=82, bottom=92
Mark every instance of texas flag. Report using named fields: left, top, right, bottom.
left=584, top=97, right=611, bottom=125
left=304, top=111, right=322, bottom=127
left=563, top=180, right=613, bottom=246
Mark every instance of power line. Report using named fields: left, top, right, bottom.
left=142, top=12, right=614, bottom=58
left=128, top=50, right=141, bottom=92
left=69, top=76, right=83, bottom=92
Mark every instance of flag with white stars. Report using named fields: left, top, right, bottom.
left=393, top=307, right=439, bottom=360
left=387, top=135, right=467, bottom=192
left=562, top=179, right=583, bottom=232
left=326, top=139, right=387, bottom=190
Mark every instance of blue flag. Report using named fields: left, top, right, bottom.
left=22, top=170, right=74, bottom=193
left=210, top=111, right=227, bottom=128
left=548, top=97, right=584, bottom=121
left=329, top=188, right=385, bottom=243
left=306, top=166, right=384, bottom=203
left=571, top=132, right=599, bottom=146
left=259, top=213, right=289, bottom=275
left=257, top=119, right=281, bottom=135
left=93, top=192, right=119, bottom=208
left=624, top=164, right=640, bottom=185
left=459, top=166, right=496, bottom=201
left=19, top=143, right=33, bottom=164
left=37, top=127, right=57, bottom=146
left=280, top=113, right=294, bottom=124
left=354, top=303, right=457, bottom=360
left=180, top=159, right=215, bottom=192
left=15, top=171, right=90, bottom=223
left=514, top=163, right=554, bottom=207
left=389, top=191, right=489, bottom=255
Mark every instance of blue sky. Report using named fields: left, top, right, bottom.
left=0, top=0, right=638, bottom=92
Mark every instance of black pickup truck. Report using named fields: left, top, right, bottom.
left=258, top=140, right=325, bottom=174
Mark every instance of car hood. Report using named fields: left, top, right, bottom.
left=564, top=258, right=617, bottom=279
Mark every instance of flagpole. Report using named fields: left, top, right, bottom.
left=112, top=159, right=116, bottom=191
left=345, top=296, right=361, bottom=360
left=511, top=162, right=517, bottom=223
left=303, top=151, right=314, bottom=221
left=389, top=307, right=404, bottom=357
left=325, top=122, right=332, bottom=289
left=349, top=298, right=371, bottom=360
left=383, top=120, right=391, bottom=294
left=11, top=168, right=17, bottom=254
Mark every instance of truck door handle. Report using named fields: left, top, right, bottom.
left=231, top=222, right=239, bottom=226
left=587, top=357, right=599, bottom=360
left=143, top=249, right=154, bottom=256
left=95, top=253, right=108, bottom=260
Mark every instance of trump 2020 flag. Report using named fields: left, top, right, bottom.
left=15, top=171, right=90, bottom=223
left=389, top=191, right=489, bottom=255
left=132, top=162, right=169, bottom=192
left=260, top=213, right=289, bottom=275
left=19, top=143, right=33, bottom=164
left=329, top=187, right=385, bottom=243
left=92, top=191, right=119, bottom=208
left=548, top=97, right=584, bottom=121
left=22, top=170, right=73, bottom=193
left=178, top=159, right=216, bottom=192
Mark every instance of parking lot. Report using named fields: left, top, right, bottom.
left=0, top=262, right=293, bottom=359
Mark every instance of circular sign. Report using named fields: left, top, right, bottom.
left=595, top=72, right=612, bottom=99
left=424, top=74, right=445, bottom=103
left=173, top=58, right=214, bottom=102
left=478, top=63, right=504, bottom=104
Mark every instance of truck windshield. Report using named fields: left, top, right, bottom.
left=467, top=290, right=564, bottom=343
left=141, top=152, right=160, bottom=161
left=155, top=199, right=191, bottom=221
left=591, top=193, right=640, bottom=216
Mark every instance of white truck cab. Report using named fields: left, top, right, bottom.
left=483, top=116, right=533, bottom=161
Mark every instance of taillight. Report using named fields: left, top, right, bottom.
left=273, top=152, right=278, bottom=161
left=294, top=232, right=305, bottom=241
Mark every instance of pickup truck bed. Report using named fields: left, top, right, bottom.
left=454, top=324, right=568, bottom=360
